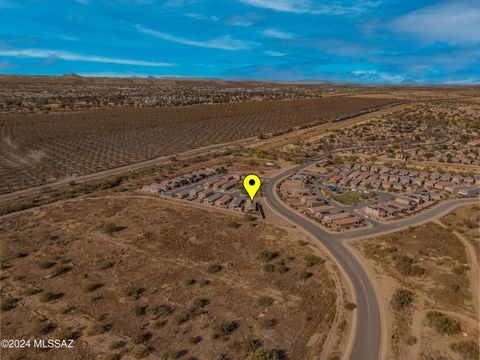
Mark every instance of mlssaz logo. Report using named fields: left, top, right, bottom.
left=33, top=339, right=74, bottom=348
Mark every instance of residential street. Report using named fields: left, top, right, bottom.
left=264, top=154, right=479, bottom=360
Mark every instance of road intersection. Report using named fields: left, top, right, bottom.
left=264, top=152, right=478, bottom=360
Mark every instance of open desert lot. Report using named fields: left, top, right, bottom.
left=0, top=96, right=396, bottom=195
left=352, top=218, right=479, bottom=360
left=0, top=194, right=340, bottom=360
left=441, top=205, right=480, bottom=259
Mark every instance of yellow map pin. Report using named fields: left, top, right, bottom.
left=243, top=174, right=261, bottom=201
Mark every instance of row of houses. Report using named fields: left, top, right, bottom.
left=329, top=163, right=480, bottom=197
left=364, top=197, right=417, bottom=219
left=279, top=175, right=368, bottom=232
left=141, top=166, right=226, bottom=195
left=141, top=169, right=257, bottom=213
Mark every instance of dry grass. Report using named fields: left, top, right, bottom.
left=0, top=194, right=338, bottom=359
left=441, top=205, right=480, bottom=259
left=355, top=221, right=478, bottom=360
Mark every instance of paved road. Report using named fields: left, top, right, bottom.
left=265, top=157, right=382, bottom=360
left=340, top=198, right=480, bottom=241
left=264, top=154, right=479, bottom=360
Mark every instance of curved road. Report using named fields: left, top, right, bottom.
left=265, top=159, right=382, bottom=360
left=265, top=154, right=479, bottom=360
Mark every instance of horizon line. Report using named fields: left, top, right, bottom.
left=0, top=73, right=479, bottom=87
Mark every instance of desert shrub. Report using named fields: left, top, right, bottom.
left=83, top=283, right=103, bottom=293
left=241, top=338, right=262, bottom=353
left=257, top=296, right=274, bottom=307
left=246, top=348, right=281, bottom=360
left=1, top=297, right=17, bottom=311
left=98, top=261, right=115, bottom=270
left=103, top=222, right=118, bottom=235
left=50, top=264, right=72, bottom=277
left=87, top=324, right=106, bottom=336
left=192, top=298, right=209, bottom=309
left=450, top=284, right=460, bottom=292
left=38, top=260, right=56, bottom=269
left=305, top=255, right=324, bottom=267
left=40, top=292, right=63, bottom=303
left=96, top=314, right=107, bottom=321
left=259, top=318, right=277, bottom=328
left=154, top=319, right=167, bottom=328
left=123, top=286, right=145, bottom=299
left=55, top=328, right=76, bottom=340
left=23, top=287, right=42, bottom=296
left=200, top=279, right=210, bottom=286
left=450, top=340, right=479, bottom=360
left=300, top=270, right=313, bottom=280
left=394, top=255, right=425, bottom=276
left=274, top=261, right=289, bottom=273
left=109, top=341, right=126, bottom=350
left=59, top=306, right=73, bottom=314
left=15, top=251, right=28, bottom=258
left=207, top=264, right=222, bottom=273
left=406, top=336, right=417, bottom=345
left=297, top=239, right=309, bottom=246
left=345, top=302, right=357, bottom=311
left=452, top=264, right=465, bottom=274
left=212, top=321, right=238, bottom=339
left=187, top=335, right=202, bottom=344
left=426, top=311, right=461, bottom=335
left=184, top=278, right=196, bottom=286
left=133, top=304, right=147, bottom=316
left=131, top=331, right=151, bottom=344
left=391, top=289, right=414, bottom=310
left=131, top=347, right=150, bottom=359
left=152, top=304, right=172, bottom=316
left=259, top=250, right=279, bottom=262
left=170, top=350, right=188, bottom=359
left=263, top=264, right=275, bottom=272
left=103, top=354, right=121, bottom=360
left=175, top=311, right=190, bottom=325
left=327, top=355, right=341, bottom=360
left=463, top=219, right=477, bottom=229
left=228, top=221, right=241, bottom=228
left=34, top=321, right=56, bottom=335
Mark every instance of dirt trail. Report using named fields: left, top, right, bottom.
left=435, top=220, right=479, bottom=316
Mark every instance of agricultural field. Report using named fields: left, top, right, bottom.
left=352, top=222, right=479, bottom=360
left=0, top=96, right=395, bottom=194
left=0, top=194, right=340, bottom=360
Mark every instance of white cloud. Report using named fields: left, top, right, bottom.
left=239, top=0, right=354, bottom=15
left=135, top=25, right=250, bottom=50
left=444, top=78, right=480, bottom=85
left=264, top=50, right=287, bottom=57
left=262, top=28, right=295, bottom=39
left=184, top=13, right=220, bottom=22
left=352, top=70, right=406, bottom=83
left=0, top=49, right=175, bottom=67
left=225, top=13, right=264, bottom=27
left=392, top=1, right=480, bottom=45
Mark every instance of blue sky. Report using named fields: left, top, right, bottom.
left=0, top=0, right=479, bottom=84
